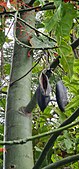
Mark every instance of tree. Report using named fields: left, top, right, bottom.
left=0, top=0, right=79, bottom=169
left=3, top=1, right=35, bottom=169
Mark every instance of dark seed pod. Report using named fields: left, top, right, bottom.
left=56, top=80, right=68, bottom=112
left=36, top=72, right=51, bottom=112
left=36, top=86, right=50, bottom=112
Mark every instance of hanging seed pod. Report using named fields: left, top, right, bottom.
left=36, top=72, right=51, bottom=112
left=56, top=80, right=68, bottom=112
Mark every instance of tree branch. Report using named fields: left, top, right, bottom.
left=10, top=14, right=56, bottom=43
left=71, top=38, right=79, bottom=49
left=10, top=46, right=58, bottom=87
left=10, top=34, right=58, bottom=87
left=0, top=119, right=79, bottom=145
left=33, top=107, right=79, bottom=169
left=71, top=36, right=79, bottom=58
left=0, top=3, right=55, bottom=15
left=42, top=154, right=79, bottom=169
left=15, top=37, right=58, bottom=50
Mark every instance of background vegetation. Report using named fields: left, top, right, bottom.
left=0, top=0, right=79, bottom=168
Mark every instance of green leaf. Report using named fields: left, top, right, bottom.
left=30, top=35, right=55, bottom=48
left=0, top=29, right=5, bottom=47
left=59, top=39, right=72, bottom=55
left=5, top=36, right=13, bottom=43
left=45, top=3, right=76, bottom=40
left=4, top=63, right=11, bottom=75
left=73, top=59, right=79, bottom=73
left=1, top=86, right=8, bottom=93
left=34, top=146, right=42, bottom=152
left=0, top=158, right=2, bottom=166
left=0, top=124, right=4, bottom=134
left=56, top=3, right=76, bottom=39
left=0, top=98, right=6, bottom=109
left=32, top=63, right=43, bottom=73
left=64, top=138, right=73, bottom=150
left=45, top=4, right=62, bottom=32
left=72, top=162, right=79, bottom=169
left=51, top=154, right=57, bottom=163
left=66, top=95, right=79, bottom=110
left=53, top=0, right=62, bottom=7
left=58, top=41, right=74, bottom=77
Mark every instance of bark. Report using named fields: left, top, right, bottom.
left=3, top=1, right=34, bottom=169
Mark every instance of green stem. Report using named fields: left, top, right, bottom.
left=1, top=119, right=79, bottom=145
left=42, top=154, right=79, bottom=169
left=33, top=107, right=79, bottom=169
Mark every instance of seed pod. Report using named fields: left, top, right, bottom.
left=56, top=80, right=68, bottom=112
left=36, top=72, right=51, bottom=112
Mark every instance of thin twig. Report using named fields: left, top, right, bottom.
left=10, top=56, right=42, bottom=86
left=71, top=35, right=79, bottom=58
left=0, top=2, right=55, bottom=15
left=71, top=38, right=79, bottom=49
left=42, top=154, right=79, bottom=169
left=10, top=14, right=57, bottom=43
left=0, top=119, right=79, bottom=145
left=5, top=19, right=15, bottom=37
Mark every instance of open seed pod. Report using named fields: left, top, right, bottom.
left=36, top=72, right=51, bottom=112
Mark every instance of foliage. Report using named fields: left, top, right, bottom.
left=0, top=0, right=79, bottom=169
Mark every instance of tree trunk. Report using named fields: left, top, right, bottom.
left=3, top=1, right=34, bottom=169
